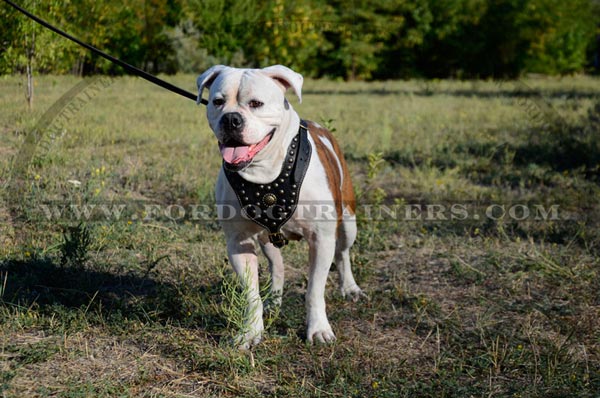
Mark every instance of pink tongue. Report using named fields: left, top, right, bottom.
left=221, top=145, right=251, bottom=164
left=219, top=133, right=272, bottom=165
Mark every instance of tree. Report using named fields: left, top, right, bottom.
left=182, top=0, right=264, bottom=67
left=55, top=0, right=181, bottom=75
left=409, top=0, right=596, bottom=78
left=1, top=0, right=597, bottom=79
left=317, top=0, right=409, bottom=80
left=0, top=0, right=69, bottom=108
left=251, top=0, right=330, bottom=75
left=521, top=0, right=595, bottom=74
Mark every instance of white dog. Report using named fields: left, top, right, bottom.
left=197, top=65, right=364, bottom=348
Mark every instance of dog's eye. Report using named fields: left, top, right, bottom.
left=249, top=100, right=264, bottom=109
left=212, top=98, right=225, bottom=106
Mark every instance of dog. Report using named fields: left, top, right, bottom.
left=197, top=65, right=364, bottom=348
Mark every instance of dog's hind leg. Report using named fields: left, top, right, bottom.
left=260, top=241, right=284, bottom=310
left=335, top=213, right=365, bottom=302
left=306, top=232, right=338, bottom=344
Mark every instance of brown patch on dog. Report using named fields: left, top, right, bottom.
left=307, top=121, right=356, bottom=224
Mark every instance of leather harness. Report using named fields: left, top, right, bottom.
left=224, top=120, right=312, bottom=248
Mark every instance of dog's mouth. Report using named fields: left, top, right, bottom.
left=219, top=129, right=275, bottom=171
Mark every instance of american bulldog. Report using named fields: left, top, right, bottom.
left=197, top=65, right=364, bottom=348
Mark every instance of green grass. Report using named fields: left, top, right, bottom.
left=1, top=73, right=599, bottom=397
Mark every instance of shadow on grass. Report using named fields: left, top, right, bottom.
left=513, top=128, right=600, bottom=179
left=0, top=256, right=226, bottom=336
left=382, top=102, right=600, bottom=182
left=349, top=102, right=600, bottom=249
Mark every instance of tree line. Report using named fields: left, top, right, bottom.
left=1, top=0, right=598, bottom=80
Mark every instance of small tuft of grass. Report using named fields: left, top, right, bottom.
left=59, top=223, right=93, bottom=267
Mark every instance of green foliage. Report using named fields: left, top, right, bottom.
left=182, top=0, right=259, bottom=66
left=316, top=0, right=406, bottom=80
left=219, top=267, right=259, bottom=342
left=1, top=0, right=597, bottom=78
left=182, top=0, right=328, bottom=72
left=0, top=0, right=71, bottom=74
left=252, top=0, right=330, bottom=73
left=522, top=0, right=596, bottom=74
left=0, top=0, right=181, bottom=75
left=415, top=0, right=597, bottom=78
left=219, top=266, right=280, bottom=346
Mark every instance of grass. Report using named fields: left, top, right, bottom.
left=0, top=73, right=599, bottom=397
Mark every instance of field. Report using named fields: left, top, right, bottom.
left=1, top=74, right=599, bottom=397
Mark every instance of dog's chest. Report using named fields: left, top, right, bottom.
left=223, top=121, right=312, bottom=246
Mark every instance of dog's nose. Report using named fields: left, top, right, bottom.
left=221, top=112, right=244, bottom=132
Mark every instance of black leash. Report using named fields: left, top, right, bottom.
left=3, top=0, right=205, bottom=104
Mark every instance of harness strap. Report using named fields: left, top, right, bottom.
left=224, top=120, right=312, bottom=248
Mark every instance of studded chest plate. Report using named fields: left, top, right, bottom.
left=223, top=120, right=312, bottom=247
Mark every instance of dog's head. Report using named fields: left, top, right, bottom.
left=197, top=65, right=303, bottom=171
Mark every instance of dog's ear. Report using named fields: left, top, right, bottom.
left=261, top=65, right=303, bottom=103
left=197, top=65, right=228, bottom=105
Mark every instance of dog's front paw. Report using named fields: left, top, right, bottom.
left=341, top=285, right=367, bottom=302
left=307, top=321, right=336, bottom=344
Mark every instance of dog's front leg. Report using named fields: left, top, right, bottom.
left=306, top=232, right=337, bottom=344
left=226, top=237, right=264, bottom=349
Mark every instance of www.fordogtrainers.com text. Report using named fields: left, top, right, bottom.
left=27, top=201, right=566, bottom=223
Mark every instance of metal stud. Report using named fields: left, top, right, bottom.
left=279, top=190, right=284, bottom=194
left=240, top=190, right=246, bottom=195
left=292, top=184, right=297, bottom=189
left=263, top=193, right=277, bottom=206
left=284, top=173, right=289, bottom=177
left=291, top=144, right=297, bottom=149
left=286, top=165, right=292, bottom=170
left=274, top=183, right=278, bottom=188
left=255, top=192, right=260, bottom=197
left=244, top=196, right=249, bottom=201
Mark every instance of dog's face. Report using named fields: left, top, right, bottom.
left=197, top=65, right=303, bottom=171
